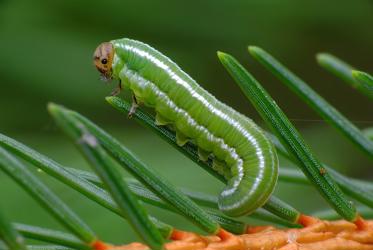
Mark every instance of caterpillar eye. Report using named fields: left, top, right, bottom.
left=101, top=58, right=108, bottom=64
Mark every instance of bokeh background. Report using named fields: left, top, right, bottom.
left=0, top=0, right=372, bottom=245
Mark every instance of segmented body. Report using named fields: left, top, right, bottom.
left=110, top=38, right=278, bottom=216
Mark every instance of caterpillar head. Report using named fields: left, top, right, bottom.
left=93, top=42, right=114, bottom=81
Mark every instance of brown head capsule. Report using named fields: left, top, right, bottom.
left=93, top=42, right=114, bottom=80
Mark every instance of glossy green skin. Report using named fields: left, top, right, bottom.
left=110, top=38, right=278, bottom=216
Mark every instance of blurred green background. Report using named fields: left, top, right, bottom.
left=0, top=0, right=372, bottom=245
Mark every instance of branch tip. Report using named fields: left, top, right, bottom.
left=297, top=214, right=320, bottom=227
left=91, top=240, right=111, bottom=250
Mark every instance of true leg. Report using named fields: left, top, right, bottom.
left=110, top=80, right=122, bottom=96
left=128, top=95, right=139, bottom=118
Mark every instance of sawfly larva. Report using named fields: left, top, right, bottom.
left=93, top=38, right=278, bottom=217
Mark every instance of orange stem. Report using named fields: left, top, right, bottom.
left=354, top=215, right=367, bottom=230
left=91, top=240, right=112, bottom=250
left=297, top=214, right=319, bottom=227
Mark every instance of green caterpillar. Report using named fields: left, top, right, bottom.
left=93, top=38, right=279, bottom=217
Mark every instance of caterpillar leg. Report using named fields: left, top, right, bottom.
left=155, top=113, right=171, bottom=126
left=212, top=159, right=231, bottom=179
left=128, top=94, right=139, bottom=118
left=110, top=80, right=123, bottom=96
left=175, top=131, right=189, bottom=146
left=198, top=148, right=210, bottom=162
